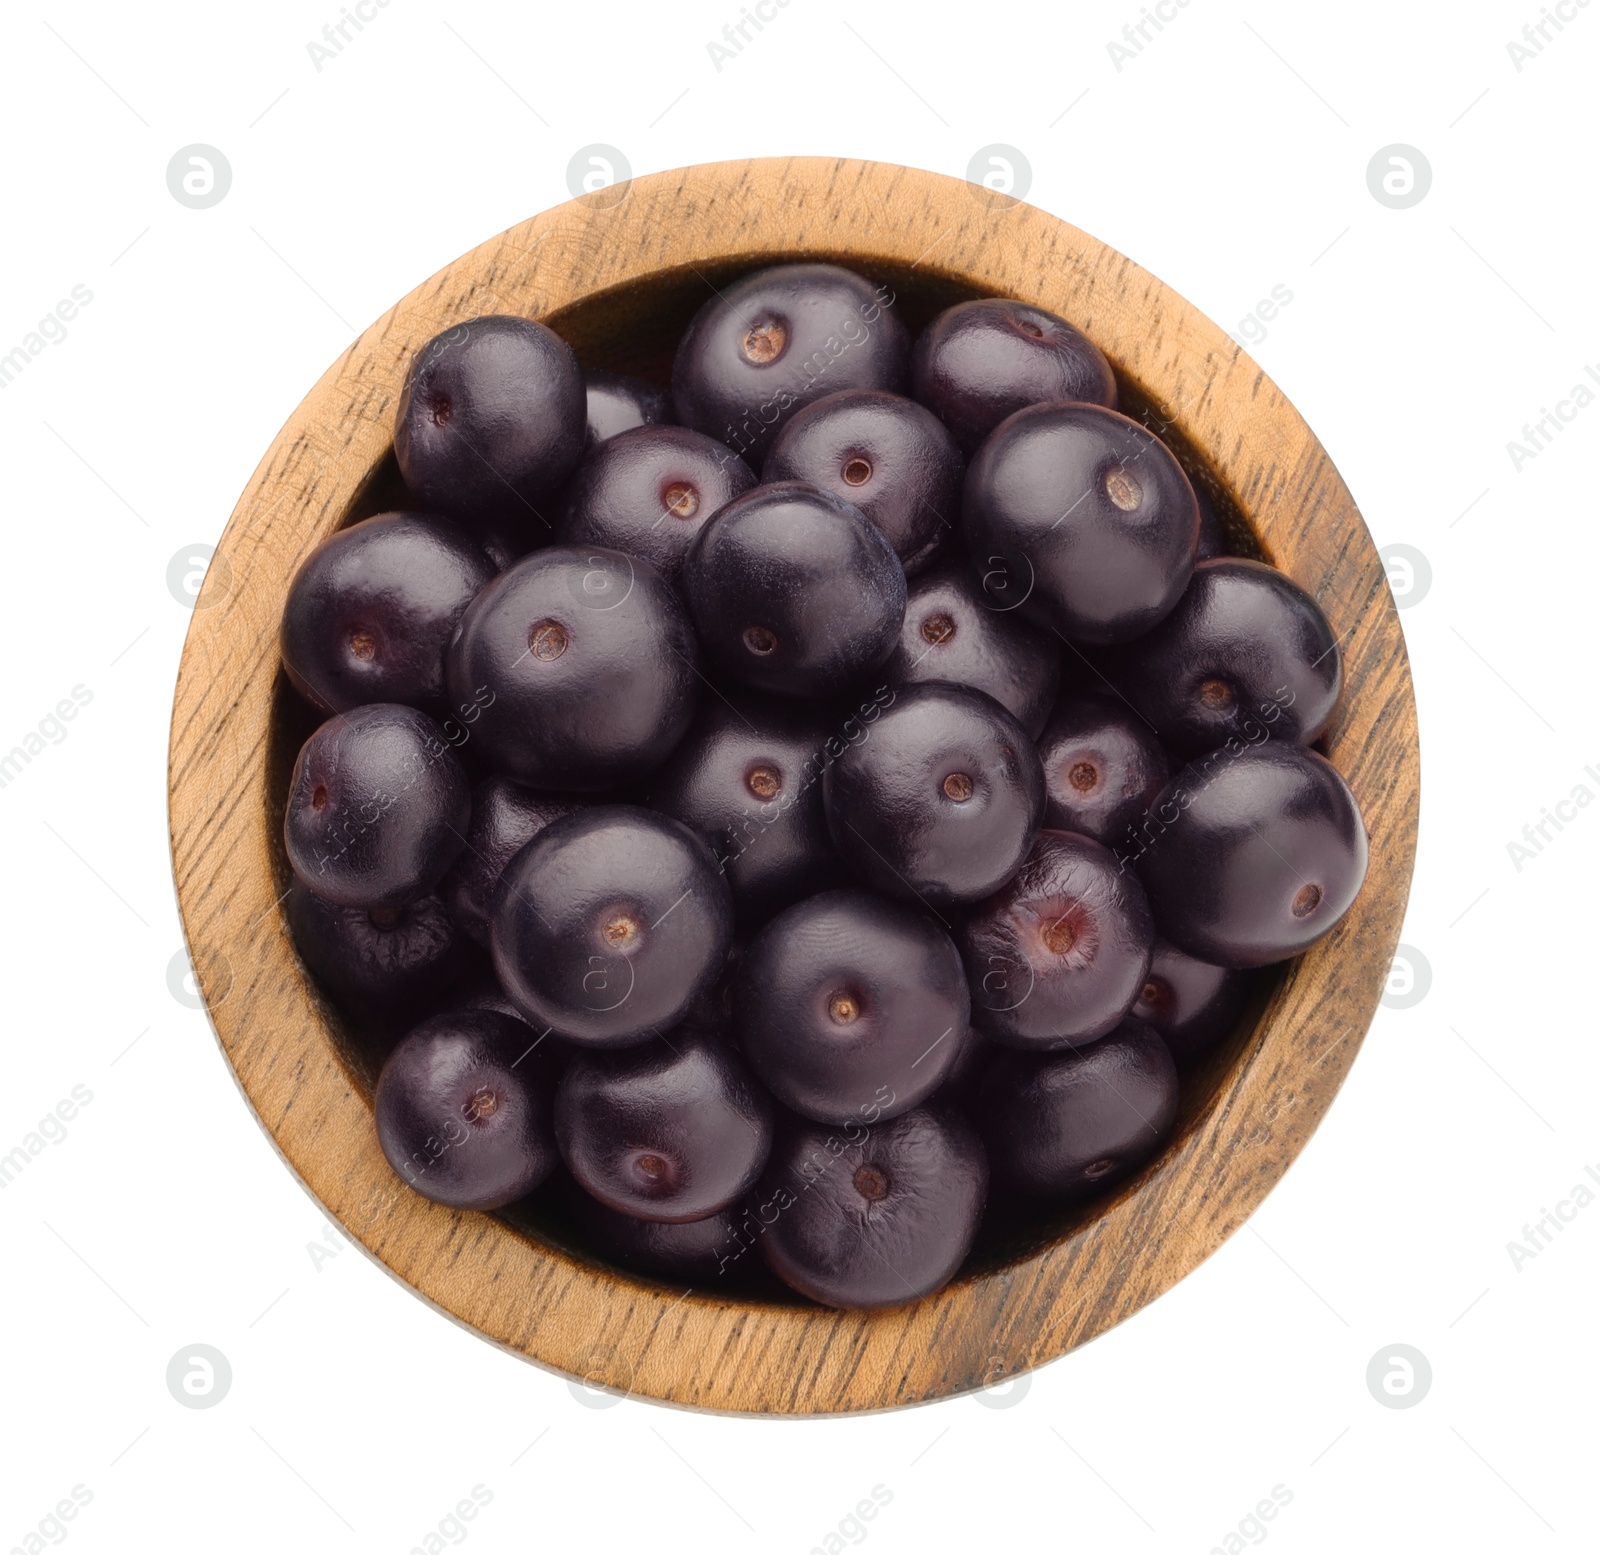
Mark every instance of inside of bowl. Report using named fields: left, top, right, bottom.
left=265, top=258, right=1283, bottom=1306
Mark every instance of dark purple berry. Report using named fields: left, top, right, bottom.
left=491, top=807, right=735, bottom=1047
left=762, top=389, right=959, bottom=573
left=1106, top=558, right=1343, bottom=758
left=287, top=884, right=467, bottom=1014
left=682, top=482, right=905, bottom=698
left=555, top=1029, right=772, bottom=1222
left=566, top=1183, right=750, bottom=1281
left=556, top=425, right=756, bottom=586
left=375, top=1010, right=559, bottom=1210
left=759, top=1104, right=987, bottom=1309
left=1132, top=941, right=1251, bottom=1062
left=284, top=704, right=469, bottom=909
left=584, top=369, right=669, bottom=447
left=963, top=401, right=1200, bottom=645
left=279, top=511, right=494, bottom=716
left=1131, top=744, right=1368, bottom=968
left=881, top=557, right=1061, bottom=738
left=445, top=545, right=700, bottom=790
left=822, top=683, right=1043, bottom=905
left=973, top=1019, right=1177, bottom=1197
left=734, top=888, right=970, bottom=1124
left=394, top=316, right=585, bottom=533
left=440, top=778, right=583, bottom=945
left=671, top=263, right=908, bottom=462
left=960, top=830, right=1154, bottom=1049
left=910, top=298, right=1117, bottom=456
left=647, top=694, right=840, bottom=923
left=1037, top=694, right=1169, bottom=846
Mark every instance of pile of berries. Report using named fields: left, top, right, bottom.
left=278, top=263, right=1367, bottom=1310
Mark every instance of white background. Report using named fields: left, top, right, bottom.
left=1, top=1, right=1596, bottom=1550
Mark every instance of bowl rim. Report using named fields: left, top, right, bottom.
left=168, top=154, right=1419, bottom=1416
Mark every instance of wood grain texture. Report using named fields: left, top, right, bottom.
left=167, top=157, right=1420, bottom=1416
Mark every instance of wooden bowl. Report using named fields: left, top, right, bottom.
left=168, top=156, right=1419, bottom=1415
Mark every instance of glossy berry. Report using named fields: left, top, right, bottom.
left=440, top=778, right=582, bottom=945
left=555, top=1029, right=773, bottom=1221
left=287, top=884, right=467, bottom=1014
left=556, top=425, right=756, bottom=586
left=963, top=401, right=1200, bottom=645
left=647, top=694, right=840, bottom=923
left=881, top=558, right=1061, bottom=738
left=1107, top=558, right=1342, bottom=758
left=759, top=1104, right=987, bottom=1309
left=734, top=888, right=970, bottom=1124
left=491, top=807, right=735, bottom=1047
left=566, top=1182, right=749, bottom=1281
left=1037, top=694, right=1169, bottom=846
left=284, top=704, right=469, bottom=910
left=584, top=369, right=669, bottom=447
left=822, top=683, right=1043, bottom=905
left=445, top=545, right=700, bottom=790
left=973, top=1019, right=1177, bottom=1197
left=960, top=830, right=1154, bottom=1048
left=375, top=1011, right=559, bottom=1210
left=1132, top=940, right=1251, bottom=1062
left=682, top=482, right=905, bottom=698
left=910, top=297, right=1117, bottom=455
left=671, top=263, right=908, bottom=462
left=1132, top=744, right=1368, bottom=968
left=394, top=315, right=585, bottom=531
left=762, top=389, right=959, bottom=573
left=280, top=511, right=495, bottom=716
